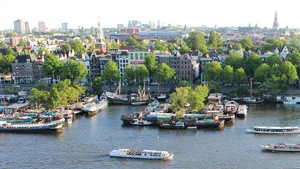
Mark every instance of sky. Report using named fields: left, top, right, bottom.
left=2, top=0, right=300, bottom=30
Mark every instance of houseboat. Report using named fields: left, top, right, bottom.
left=283, top=96, right=300, bottom=104
left=243, top=97, right=264, bottom=104
left=246, top=126, right=300, bottom=134
left=130, top=119, right=153, bottom=126
left=236, top=105, right=248, bottom=118
left=224, top=101, right=239, bottom=114
left=261, top=143, right=300, bottom=152
left=109, top=149, right=174, bottom=160
left=159, top=121, right=185, bottom=129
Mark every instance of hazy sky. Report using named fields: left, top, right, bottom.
left=2, top=0, right=299, bottom=30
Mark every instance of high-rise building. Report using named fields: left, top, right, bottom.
left=62, top=23, right=68, bottom=31
left=272, top=12, right=279, bottom=30
left=38, top=22, right=46, bottom=32
left=25, top=22, right=31, bottom=33
left=14, top=19, right=26, bottom=34
left=117, top=24, right=124, bottom=29
left=157, top=20, right=161, bottom=28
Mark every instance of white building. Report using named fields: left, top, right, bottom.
left=14, top=19, right=26, bottom=34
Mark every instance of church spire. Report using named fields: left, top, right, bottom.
left=272, top=11, right=279, bottom=30
left=95, top=18, right=106, bottom=53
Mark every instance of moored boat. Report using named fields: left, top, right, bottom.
left=219, top=114, right=235, bottom=123
left=243, top=97, right=264, bottom=104
left=261, top=143, right=300, bottom=152
left=83, top=99, right=108, bottom=116
left=283, top=100, right=297, bottom=105
left=157, top=93, right=167, bottom=100
left=193, top=119, right=225, bottom=129
left=109, top=149, right=174, bottom=160
left=224, top=101, right=239, bottom=114
left=0, top=118, right=65, bottom=133
left=159, top=121, right=185, bottom=129
left=131, top=101, right=147, bottom=106
left=246, top=126, right=300, bottom=134
left=130, top=119, right=153, bottom=126
left=236, top=105, right=248, bottom=118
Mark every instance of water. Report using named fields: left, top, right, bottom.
left=1, top=104, right=300, bottom=169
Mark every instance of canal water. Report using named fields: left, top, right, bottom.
left=1, top=104, right=300, bottom=169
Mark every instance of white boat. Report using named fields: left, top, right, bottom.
left=157, top=94, right=167, bottom=100
left=246, top=126, right=300, bottom=134
left=283, top=101, right=297, bottom=105
left=130, top=119, right=153, bottom=126
left=110, top=149, right=174, bottom=160
left=261, top=143, right=300, bottom=152
left=131, top=101, right=147, bottom=106
left=237, top=105, right=248, bottom=118
left=243, top=97, right=264, bottom=104
left=82, top=100, right=108, bottom=116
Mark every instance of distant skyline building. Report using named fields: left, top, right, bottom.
left=62, top=23, right=68, bottom=31
left=14, top=19, right=26, bottom=34
left=38, top=21, right=46, bottom=32
left=117, top=24, right=124, bottom=29
left=272, top=11, right=279, bottom=30
left=25, top=22, right=31, bottom=33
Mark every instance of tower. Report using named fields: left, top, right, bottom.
left=95, top=20, right=106, bottom=53
left=272, top=11, right=279, bottom=30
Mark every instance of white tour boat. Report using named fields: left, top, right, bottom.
left=130, top=119, right=153, bottom=126
left=237, top=105, right=248, bottom=118
left=247, top=126, right=300, bottom=134
left=261, top=143, right=300, bottom=152
left=110, top=149, right=174, bottom=160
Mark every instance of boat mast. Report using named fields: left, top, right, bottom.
left=250, top=78, right=253, bottom=97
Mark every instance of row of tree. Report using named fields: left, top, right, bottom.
left=0, top=46, right=16, bottom=74
left=30, top=80, right=86, bottom=109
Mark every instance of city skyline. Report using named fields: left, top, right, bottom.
left=2, top=0, right=300, bottom=30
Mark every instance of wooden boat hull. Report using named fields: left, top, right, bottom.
left=194, top=120, right=225, bottom=129
left=219, top=115, right=235, bottom=123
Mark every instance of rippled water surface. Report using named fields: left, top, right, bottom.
left=1, top=104, right=300, bottom=169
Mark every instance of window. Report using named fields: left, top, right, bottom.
left=135, top=53, right=138, bottom=60
left=130, top=53, right=133, bottom=60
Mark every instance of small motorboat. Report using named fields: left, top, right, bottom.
left=261, top=143, right=300, bottom=152
left=157, top=94, right=167, bottom=100
left=236, top=105, right=248, bottom=118
left=110, top=149, right=174, bottom=160
left=130, top=119, right=153, bottom=126
left=131, top=101, right=147, bottom=106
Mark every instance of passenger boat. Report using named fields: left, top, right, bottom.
left=159, top=121, right=185, bottom=129
left=224, top=101, right=239, bottom=114
left=261, top=143, right=300, bottom=152
left=130, top=119, right=153, bottom=126
left=246, top=126, right=300, bottom=134
left=109, top=149, right=174, bottom=160
left=131, top=101, right=147, bottom=106
left=236, top=105, right=248, bottom=118
left=0, top=118, right=65, bottom=133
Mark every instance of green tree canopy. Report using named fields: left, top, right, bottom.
left=102, top=60, right=120, bottom=91
left=243, top=53, right=262, bottom=77
left=18, top=39, right=26, bottom=47
left=30, top=88, right=50, bottom=109
left=61, top=44, right=72, bottom=51
left=124, top=65, right=135, bottom=84
left=171, top=87, right=191, bottom=112
left=167, top=43, right=175, bottom=52
left=0, top=41, right=5, bottom=48
left=61, top=60, right=87, bottom=83
left=220, top=65, right=234, bottom=84
left=42, top=54, right=62, bottom=83
left=185, top=30, right=208, bottom=54
left=128, top=35, right=140, bottom=46
left=254, top=63, right=270, bottom=82
left=38, top=48, right=49, bottom=56
left=179, top=44, right=191, bottom=54
left=224, top=51, right=243, bottom=69
left=135, top=65, right=149, bottom=85
left=234, top=67, right=246, bottom=84
left=234, top=43, right=243, bottom=50
left=144, top=53, right=157, bottom=78
left=287, top=52, right=300, bottom=71
left=203, top=61, right=222, bottom=81
left=266, top=53, right=282, bottom=66
left=92, top=76, right=104, bottom=96
left=158, top=62, right=175, bottom=83
left=69, top=40, right=85, bottom=54
left=240, top=38, right=254, bottom=50
left=208, top=30, right=223, bottom=48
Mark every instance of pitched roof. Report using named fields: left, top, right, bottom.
left=13, top=54, right=36, bottom=63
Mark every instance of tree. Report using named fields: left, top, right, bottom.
left=158, top=63, right=175, bottom=91
left=254, top=63, right=270, bottom=82
left=266, top=53, right=282, bottom=66
left=69, top=40, right=85, bottom=54
left=224, top=51, right=243, bottom=69
left=144, top=53, right=157, bottom=79
left=154, top=40, right=168, bottom=51
left=61, top=44, right=72, bottom=51
left=30, top=88, right=51, bottom=109
left=38, top=48, right=49, bottom=56
left=220, top=65, right=234, bottom=84
left=283, top=61, right=298, bottom=82
left=234, top=67, right=246, bottom=84
left=102, top=60, right=120, bottom=91
left=111, top=42, right=120, bottom=49
left=0, top=41, right=5, bottom=48
left=124, top=65, right=135, bottom=89
left=135, top=65, right=149, bottom=85
left=18, top=39, right=26, bottom=47
left=287, top=52, right=300, bottom=75
left=208, top=30, right=218, bottom=48
left=243, top=53, right=262, bottom=77
left=178, top=80, right=192, bottom=87
left=240, top=38, right=254, bottom=50
left=61, top=60, right=87, bottom=83
left=167, top=43, right=175, bottom=52
left=88, top=44, right=96, bottom=51
left=33, top=81, right=48, bottom=90
left=203, top=61, right=222, bottom=81
left=189, top=85, right=209, bottom=113
left=128, top=35, right=140, bottom=46
left=234, top=43, right=243, bottom=50
left=92, top=77, right=104, bottom=97
left=185, top=30, right=208, bottom=54
left=43, top=54, right=62, bottom=83
left=179, top=44, right=191, bottom=54
left=171, top=87, right=191, bottom=111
